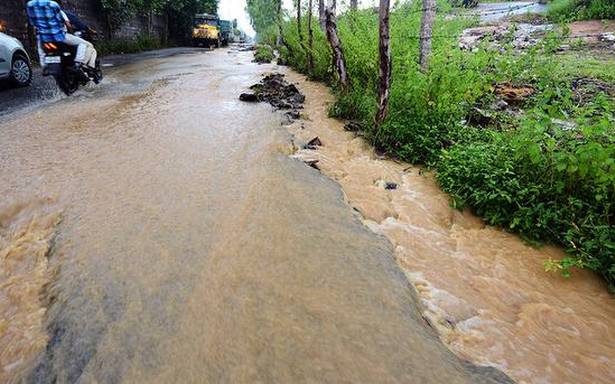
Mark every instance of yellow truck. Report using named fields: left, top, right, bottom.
left=192, top=13, right=220, bottom=48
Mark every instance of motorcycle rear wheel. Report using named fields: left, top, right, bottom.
left=55, top=73, right=79, bottom=96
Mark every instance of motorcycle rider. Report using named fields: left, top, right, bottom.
left=26, top=0, right=97, bottom=73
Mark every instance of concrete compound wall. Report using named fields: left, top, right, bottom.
left=0, top=0, right=165, bottom=55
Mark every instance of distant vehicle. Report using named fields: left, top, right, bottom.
left=192, top=13, right=220, bottom=48
left=218, top=19, right=232, bottom=47
left=0, top=32, right=32, bottom=87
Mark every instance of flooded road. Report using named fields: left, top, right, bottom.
left=0, top=49, right=511, bottom=383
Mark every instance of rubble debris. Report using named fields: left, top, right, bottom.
left=303, top=159, right=320, bottom=170
left=375, top=179, right=398, bottom=190
left=304, top=137, right=323, bottom=149
left=240, top=73, right=306, bottom=122
left=495, top=83, right=535, bottom=104
left=572, top=77, right=615, bottom=105
left=239, top=93, right=258, bottom=102
left=459, top=23, right=553, bottom=51
left=344, top=121, right=362, bottom=132
left=385, top=182, right=398, bottom=190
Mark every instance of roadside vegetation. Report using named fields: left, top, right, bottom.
left=549, top=0, right=615, bottom=21
left=248, top=0, right=615, bottom=290
left=97, top=34, right=163, bottom=56
left=253, top=44, right=275, bottom=63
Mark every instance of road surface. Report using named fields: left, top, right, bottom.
left=0, top=47, right=511, bottom=383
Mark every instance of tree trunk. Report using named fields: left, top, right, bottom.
left=330, top=0, right=336, bottom=14
left=277, top=0, right=293, bottom=63
left=376, top=0, right=391, bottom=124
left=324, top=6, right=348, bottom=89
left=307, top=0, right=314, bottom=76
left=350, top=0, right=358, bottom=11
left=318, top=0, right=326, bottom=29
left=297, top=0, right=303, bottom=41
left=418, top=0, right=435, bottom=72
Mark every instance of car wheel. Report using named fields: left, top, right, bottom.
left=10, top=54, right=32, bottom=87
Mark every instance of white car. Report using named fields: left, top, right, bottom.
left=0, top=32, right=32, bottom=87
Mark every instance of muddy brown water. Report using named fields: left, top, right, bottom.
left=0, top=48, right=611, bottom=383
left=1, top=49, right=510, bottom=383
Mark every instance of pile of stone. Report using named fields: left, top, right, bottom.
left=239, top=73, right=305, bottom=122
left=459, top=23, right=553, bottom=51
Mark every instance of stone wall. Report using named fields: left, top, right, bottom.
left=0, top=0, right=166, bottom=55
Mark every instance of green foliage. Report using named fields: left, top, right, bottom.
left=254, top=44, right=275, bottom=63
left=549, top=0, right=615, bottom=21
left=274, top=1, right=615, bottom=288
left=437, top=109, right=615, bottom=289
left=96, top=33, right=163, bottom=55
left=246, top=0, right=282, bottom=43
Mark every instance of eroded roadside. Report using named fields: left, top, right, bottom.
left=276, top=70, right=615, bottom=384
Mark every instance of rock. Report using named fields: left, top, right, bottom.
left=303, top=159, right=320, bottom=170
left=495, top=83, right=534, bottom=104
left=344, top=121, right=362, bottom=132
left=551, top=119, right=577, bottom=131
left=385, top=182, right=398, bottom=190
left=285, top=110, right=301, bottom=120
left=304, top=137, right=323, bottom=149
left=239, top=93, right=258, bottom=102
left=599, top=33, right=615, bottom=42
left=491, top=99, right=509, bottom=111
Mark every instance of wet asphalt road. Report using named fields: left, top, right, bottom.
left=0, top=47, right=210, bottom=118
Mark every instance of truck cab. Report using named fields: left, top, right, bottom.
left=218, top=20, right=232, bottom=47
left=192, top=14, right=220, bottom=48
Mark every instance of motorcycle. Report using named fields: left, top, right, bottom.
left=41, top=28, right=103, bottom=96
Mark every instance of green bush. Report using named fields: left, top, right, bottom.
left=437, top=109, right=615, bottom=288
left=549, top=0, right=615, bottom=21
left=278, top=1, right=615, bottom=289
left=254, top=44, right=275, bottom=63
left=97, top=34, right=163, bottom=56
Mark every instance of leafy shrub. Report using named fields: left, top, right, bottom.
left=254, top=44, right=275, bottom=63
left=549, top=0, right=615, bottom=21
left=97, top=34, right=163, bottom=56
left=438, top=106, right=615, bottom=290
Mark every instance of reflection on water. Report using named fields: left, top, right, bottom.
left=287, top=71, right=615, bottom=384
left=1, top=50, right=509, bottom=383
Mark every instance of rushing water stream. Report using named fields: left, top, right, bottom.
left=286, top=72, right=615, bottom=384
left=0, top=48, right=612, bottom=383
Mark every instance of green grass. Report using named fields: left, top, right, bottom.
left=549, top=0, right=615, bottom=21
left=555, top=52, right=615, bottom=82
left=277, top=1, right=615, bottom=290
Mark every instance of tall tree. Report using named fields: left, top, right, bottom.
left=318, top=0, right=326, bottom=29
left=324, top=5, right=348, bottom=88
left=418, top=0, right=435, bottom=72
left=307, top=0, right=314, bottom=75
left=376, top=0, right=391, bottom=124
left=246, top=0, right=282, bottom=38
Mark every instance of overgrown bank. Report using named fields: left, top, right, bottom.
left=258, top=2, right=615, bottom=290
